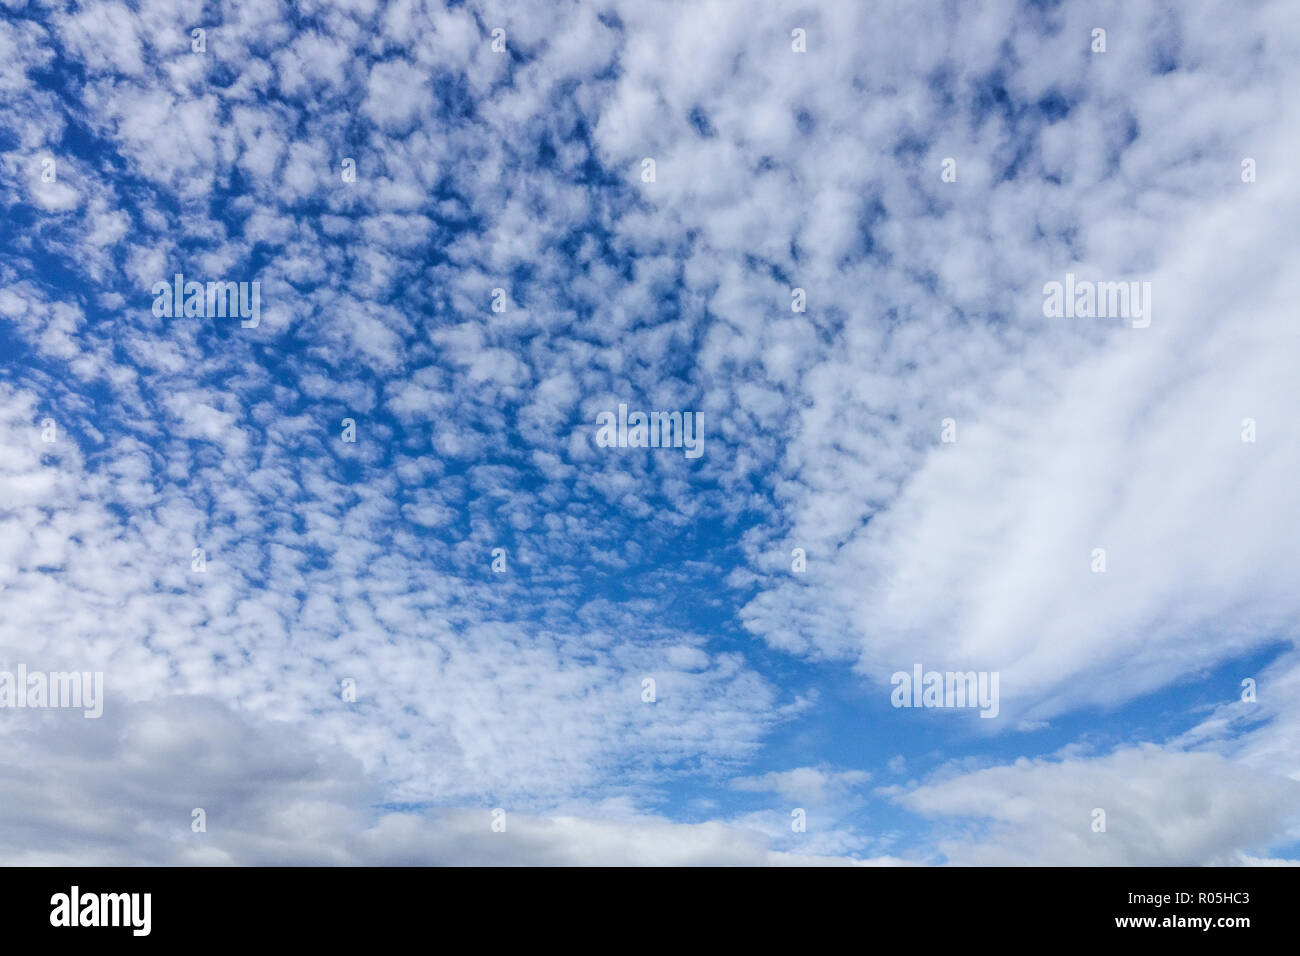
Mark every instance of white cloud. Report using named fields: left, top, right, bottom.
left=896, top=745, right=1300, bottom=866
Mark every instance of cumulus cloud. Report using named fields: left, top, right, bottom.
left=0, top=695, right=888, bottom=865
left=895, top=746, right=1300, bottom=866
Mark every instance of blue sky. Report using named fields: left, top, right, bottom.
left=1, top=0, right=1298, bottom=865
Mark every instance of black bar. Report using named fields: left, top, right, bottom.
left=2, top=866, right=1282, bottom=942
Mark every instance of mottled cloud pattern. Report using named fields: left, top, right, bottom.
left=1, top=0, right=1297, bottom=864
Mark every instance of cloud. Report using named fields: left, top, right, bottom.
left=0, top=694, right=889, bottom=865
left=1, top=0, right=1297, bottom=865
left=895, top=745, right=1300, bottom=866
left=732, top=766, right=871, bottom=806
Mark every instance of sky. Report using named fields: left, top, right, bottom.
left=1, top=0, right=1298, bottom=865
